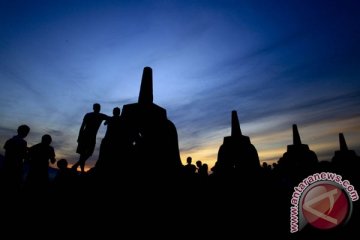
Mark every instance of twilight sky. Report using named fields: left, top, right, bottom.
left=1, top=0, right=360, bottom=170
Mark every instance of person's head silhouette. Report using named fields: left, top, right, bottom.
left=17, top=124, right=30, bottom=138
left=57, top=159, right=68, bottom=170
left=41, top=134, right=52, bottom=145
left=113, top=107, right=120, bottom=116
left=93, top=103, right=101, bottom=113
left=186, top=156, right=192, bottom=165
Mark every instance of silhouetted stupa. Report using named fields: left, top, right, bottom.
left=120, top=67, right=183, bottom=178
left=277, top=124, right=318, bottom=180
left=212, top=110, right=260, bottom=177
left=331, top=133, right=360, bottom=177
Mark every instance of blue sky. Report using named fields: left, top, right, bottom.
left=1, top=0, right=360, bottom=170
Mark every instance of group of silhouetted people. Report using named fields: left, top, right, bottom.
left=0, top=102, right=129, bottom=193
left=183, top=156, right=208, bottom=178
left=0, top=103, right=98, bottom=191
left=1, top=125, right=56, bottom=193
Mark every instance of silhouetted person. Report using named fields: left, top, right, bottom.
left=96, top=106, right=124, bottom=175
left=184, top=156, right=197, bottom=177
left=72, top=103, right=108, bottom=174
left=197, top=162, right=208, bottom=178
left=2, top=124, right=30, bottom=192
left=53, top=159, right=75, bottom=194
left=196, top=160, right=202, bottom=172
left=26, top=134, right=56, bottom=192
left=104, top=107, right=122, bottom=140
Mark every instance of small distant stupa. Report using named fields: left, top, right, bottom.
left=212, top=110, right=260, bottom=177
left=277, top=124, right=318, bottom=178
left=331, top=133, right=360, bottom=176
